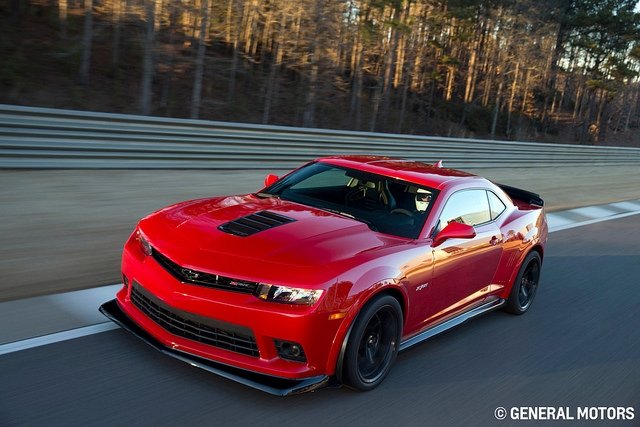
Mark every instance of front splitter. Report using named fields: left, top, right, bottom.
left=99, top=299, right=332, bottom=396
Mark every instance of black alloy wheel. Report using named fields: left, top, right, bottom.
left=505, top=251, right=542, bottom=315
left=341, top=294, right=403, bottom=391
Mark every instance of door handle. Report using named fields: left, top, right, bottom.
left=490, top=236, right=501, bottom=246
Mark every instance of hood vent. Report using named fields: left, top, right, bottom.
left=218, top=211, right=297, bottom=237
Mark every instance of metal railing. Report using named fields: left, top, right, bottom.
left=1, top=104, right=639, bottom=169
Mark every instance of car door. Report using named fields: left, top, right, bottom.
left=422, top=189, right=503, bottom=325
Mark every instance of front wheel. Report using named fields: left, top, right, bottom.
left=341, top=294, right=403, bottom=391
left=505, top=251, right=542, bottom=315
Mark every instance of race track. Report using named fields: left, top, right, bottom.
left=1, top=215, right=639, bottom=426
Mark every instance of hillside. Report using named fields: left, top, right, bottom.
left=1, top=0, right=639, bottom=147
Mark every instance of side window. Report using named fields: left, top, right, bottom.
left=435, top=189, right=491, bottom=234
left=487, top=191, right=506, bottom=220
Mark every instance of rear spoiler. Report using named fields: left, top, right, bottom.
left=497, top=183, right=544, bottom=207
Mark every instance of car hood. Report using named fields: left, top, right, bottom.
left=140, top=194, right=397, bottom=272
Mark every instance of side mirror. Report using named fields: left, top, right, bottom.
left=264, top=174, right=279, bottom=187
left=434, top=222, right=476, bottom=242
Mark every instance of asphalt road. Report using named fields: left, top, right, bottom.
left=1, top=215, right=639, bottom=426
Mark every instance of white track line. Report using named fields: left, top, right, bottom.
left=1, top=205, right=639, bottom=356
left=547, top=210, right=640, bottom=232
left=0, top=322, right=119, bottom=356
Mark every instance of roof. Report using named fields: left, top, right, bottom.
left=318, top=155, right=484, bottom=189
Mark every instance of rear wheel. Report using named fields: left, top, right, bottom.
left=505, top=251, right=542, bottom=314
left=341, top=294, right=403, bottom=391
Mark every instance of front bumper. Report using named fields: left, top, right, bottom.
left=99, top=299, right=332, bottom=396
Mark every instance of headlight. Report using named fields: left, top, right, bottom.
left=136, top=229, right=153, bottom=257
left=256, top=284, right=324, bottom=306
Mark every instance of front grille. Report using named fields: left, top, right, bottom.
left=153, top=250, right=258, bottom=294
left=218, top=211, right=297, bottom=237
left=130, top=283, right=260, bottom=358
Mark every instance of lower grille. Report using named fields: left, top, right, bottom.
left=131, top=283, right=260, bottom=358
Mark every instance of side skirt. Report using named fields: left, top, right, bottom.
left=399, top=298, right=506, bottom=351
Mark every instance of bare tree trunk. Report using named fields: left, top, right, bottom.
left=349, top=33, right=364, bottom=130
left=187, top=0, right=201, bottom=44
left=303, top=48, right=318, bottom=128
left=445, top=66, right=454, bottom=101
left=191, top=0, right=211, bottom=119
left=540, top=43, right=554, bottom=132
left=226, top=0, right=243, bottom=117
left=635, top=85, right=640, bottom=128
left=506, top=62, right=519, bottom=139
left=160, top=57, right=174, bottom=113
left=78, top=0, right=93, bottom=86
left=59, top=0, right=67, bottom=40
left=397, top=45, right=417, bottom=134
left=558, top=75, right=568, bottom=113
left=294, top=66, right=305, bottom=126
left=111, top=0, right=122, bottom=75
left=542, top=2, right=569, bottom=133
left=521, top=69, right=530, bottom=114
left=352, top=59, right=363, bottom=130
left=463, top=35, right=479, bottom=105
left=459, top=33, right=480, bottom=128
left=381, top=29, right=398, bottom=130
left=612, top=91, right=624, bottom=134
left=140, top=1, right=156, bottom=115
left=425, top=76, right=436, bottom=133
left=482, top=72, right=492, bottom=107
left=397, top=72, right=410, bottom=133
left=241, top=0, right=260, bottom=53
left=491, top=80, right=503, bottom=140
left=303, top=0, right=324, bottom=129
left=573, top=81, right=583, bottom=120
left=154, top=0, right=163, bottom=32
left=595, top=88, right=606, bottom=142
left=225, top=0, right=233, bottom=45
left=580, top=88, right=594, bottom=145
left=263, top=12, right=285, bottom=124
left=370, top=77, right=383, bottom=132
left=349, top=36, right=363, bottom=130
left=393, top=32, right=406, bottom=90
left=160, top=4, right=179, bottom=113
left=624, top=86, right=638, bottom=133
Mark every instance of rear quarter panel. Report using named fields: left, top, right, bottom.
left=492, top=204, right=547, bottom=299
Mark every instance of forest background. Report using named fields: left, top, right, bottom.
left=1, top=0, right=640, bottom=146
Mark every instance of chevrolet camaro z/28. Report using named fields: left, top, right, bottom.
left=101, top=156, right=547, bottom=395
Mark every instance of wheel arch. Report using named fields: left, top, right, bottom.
left=378, top=287, right=407, bottom=322
left=531, top=243, right=544, bottom=261
left=331, top=286, right=406, bottom=385
left=500, top=243, right=544, bottom=300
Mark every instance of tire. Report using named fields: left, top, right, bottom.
left=341, top=294, right=403, bottom=391
left=505, top=251, right=542, bottom=315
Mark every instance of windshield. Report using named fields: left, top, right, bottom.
left=258, top=162, right=438, bottom=239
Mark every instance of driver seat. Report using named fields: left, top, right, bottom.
left=346, top=180, right=396, bottom=212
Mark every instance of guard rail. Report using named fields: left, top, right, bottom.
left=1, top=104, right=639, bottom=169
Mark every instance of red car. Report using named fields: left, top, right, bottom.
left=101, top=156, right=547, bottom=395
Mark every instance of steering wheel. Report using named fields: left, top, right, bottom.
left=390, top=208, right=414, bottom=217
